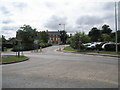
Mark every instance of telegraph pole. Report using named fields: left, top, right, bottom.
left=115, top=1, right=118, bottom=53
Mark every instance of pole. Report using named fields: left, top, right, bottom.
left=115, top=1, right=118, bottom=53
left=64, top=24, right=65, bottom=44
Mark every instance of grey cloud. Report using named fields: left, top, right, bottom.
left=76, top=15, right=103, bottom=26
left=1, top=26, right=19, bottom=31
left=45, top=15, right=67, bottom=30
left=2, top=20, right=13, bottom=24
left=0, top=6, right=12, bottom=15
left=103, top=13, right=114, bottom=22
left=12, top=2, right=27, bottom=10
left=103, top=2, right=114, bottom=10
left=45, top=2, right=56, bottom=9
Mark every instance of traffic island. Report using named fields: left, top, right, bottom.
left=1, top=55, right=29, bottom=64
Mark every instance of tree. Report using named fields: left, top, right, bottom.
left=101, top=34, right=111, bottom=42
left=36, top=31, right=49, bottom=43
left=110, top=32, right=115, bottom=42
left=60, top=30, right=68, bottom=44
left=16, top=24, right=37, bottom=50
left=69, top=32, right=90, bottom=49
left=2, top=35, right=7, bottom=51
left=117, top=30, right=120, bottom=43
left=88, top=27, right=101, bottom=42
left=101, top=24, right=112, bottom=35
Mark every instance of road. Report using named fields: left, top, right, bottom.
left=2, top=45, right=118, bottom=88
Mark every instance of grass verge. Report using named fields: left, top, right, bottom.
left=64, top=46, right=120, bottom=55
left=1, top=55, right=29, bottom=64
left=64, top=46, right=78, bottom=52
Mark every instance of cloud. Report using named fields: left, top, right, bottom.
left=45, top=2, right=56, bottom=9
left=103, top=2, right=114, bottom=10
left=0, top=6, right=12, bottom=16
left=45, top=15, right=67, bottom=30
left=76, top=15, right=103, bottom=26
left=12, top=2, right=27, bottom=10
left=0, top=25, right=20, bottom=39
left=1, top=26, right=19, bottom=31
left=2, top=20, right=13, bottom=24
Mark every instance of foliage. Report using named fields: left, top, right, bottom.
left=101, top=34, right=111, bottom=42
left=66, top=38, right=72, bottom=44
left=60, top=30, right=68, bottom=44
left=88, top=27, right=101, bottom=42
left=16, top=24, right=37, bottom=50
left=2, top=35, right=14, bottom=51
left=37, top=31, right=49, bottom=43
left=69, top=32, right=90, bottom=50
left=117, top=30, right=120, bottom=43
left=101, top=24, right=112, bottom=35
left=39, top=42, right=52, bottom=48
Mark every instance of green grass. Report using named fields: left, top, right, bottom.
left=1, top=55, right=28, bottom=64
left=64, top=46, right=120, bottom=55
left=64, top=46, right=78, bottom=52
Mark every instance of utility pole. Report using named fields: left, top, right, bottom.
left=115, top=1, right=118, bottom=53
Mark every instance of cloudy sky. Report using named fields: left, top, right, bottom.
left=0, top=0, right=120, bottom=39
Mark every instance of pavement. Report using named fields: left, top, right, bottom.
left=2, top=45, right=118, bottom=88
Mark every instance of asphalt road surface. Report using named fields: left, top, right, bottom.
left=2, top=45, right=118, bottom=88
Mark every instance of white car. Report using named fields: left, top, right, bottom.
left=102, top=42, right=115, bottom=49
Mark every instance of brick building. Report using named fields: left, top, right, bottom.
left=47, top=30, right=61, bottom=44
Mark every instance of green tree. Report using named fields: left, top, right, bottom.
left=117, top=30, right=120, bottom=43
left=101, top=24, right=112, bottom=35
left=88, top=27, right=101, bottom=42
left=60, top=30, right=68, bottom=44
left=101, top=34, right=111, bottom=42
left=2, top=35, right=7, bottom=51
left=17, top=24, right=37, bottom=50
left=40, top=31, right=49, bottom=43
left=69, top=32, right=90, bottom=49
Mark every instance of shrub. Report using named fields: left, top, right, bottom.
left=39, top=42, right=52, bottom=48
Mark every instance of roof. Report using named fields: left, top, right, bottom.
left=48, top=31, right=60, bottom=35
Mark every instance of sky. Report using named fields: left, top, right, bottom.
left=0, top=0, right=120, bottom=39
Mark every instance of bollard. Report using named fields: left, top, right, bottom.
left=40, top=47, right=42, bottom=52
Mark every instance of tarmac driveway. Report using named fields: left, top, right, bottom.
left=2, top=45, right=118, bottom=88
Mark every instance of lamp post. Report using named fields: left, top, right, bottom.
left=115, top=1, right=118, bottom=53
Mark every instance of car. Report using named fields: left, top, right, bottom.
left=102, top=42, right=115, bottom=49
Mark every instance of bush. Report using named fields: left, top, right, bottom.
left=2, top=44, right=13, bottom=51
left=39, top=42, right=52, bottom=48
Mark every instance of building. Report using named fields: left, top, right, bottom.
left=47, top=30, right=61, bottom=44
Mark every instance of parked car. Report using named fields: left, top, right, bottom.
left=102, top=42, right=115, bottom=50
left=84, top=42, right=102, bottom=49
